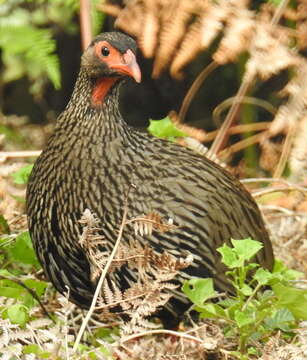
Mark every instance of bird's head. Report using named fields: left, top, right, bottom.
left=81, top=32, right=141, bottom=83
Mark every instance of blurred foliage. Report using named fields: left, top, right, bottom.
left=11, top=164, right=34, bottom=184
left=0, top=0, right=104, bottom=95
left=148, top=117, right=188, bottom=141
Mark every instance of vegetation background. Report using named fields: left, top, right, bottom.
left=0, top=0, right=306, bottom=359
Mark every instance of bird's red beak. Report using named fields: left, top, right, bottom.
left=110, top=49, right=142, bottom=83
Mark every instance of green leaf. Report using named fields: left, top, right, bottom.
left=182, top=278, right=216, bottom=307
left=95, top=327, right=119, bottom=343
left=148, top=117, right=187, bottom=140
left=231, top=238, right=263, bottom=262
left=11, top=164, right=34, bottom=185
left=7, top=304, right=29, bottom=326
left=268, top=0, right=283, bottom=5
left=253, top=268, right=274, bottom=286
left=273, top=283, right=307, bottom=320
left=240, top=284, right=253, bottom=296
left=273, top=259, right=303, bottom=281
left=23, top=344, right=50, bottom=358
left=0, top=285, right=24, bottom=299
left=234, top=309, right=254, bottom=328
left=198, top=303, right=226, bottom=319
left=218, top=239, right=263, bottom=268
left=0, top=25, right=61, bottom=89
left=24, top=279, right=48, bottom=297
left=217, top=243, right=241, bottom=268
left=265, top=308, right=295, bottom=331
left=8, top=231, right=40, bottom=267
left=0, top=269, right=14, bottom=277
left=0, top=215, right=10, bottom=234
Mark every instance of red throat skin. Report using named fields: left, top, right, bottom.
left=92, top=77, right=118, bottom=106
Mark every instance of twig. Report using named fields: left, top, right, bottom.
left=210, top=79, right=251, bottom=155
left=252, top=186, right=307, bottom=198
left=0, top=151, right=41, bottom=161
left=259, top=204, right=295, bottom=215
left=213, top=96, right=277, bottom=127
left=73, top=188, right=131, bottom=352
left=200, top=122, right=270, bottom=142
left=271, top=0, right=291, bottom=25
left=219, top=131, right=268, bottom=158
left=178, top=61, right=218, bottom=123
left=120, top=329, right=205, bottom=345
left=273, top=124, right=296, bottom=178
left=80, top=0, right=92, bottom=50
left=241, top=177, right=307, bottom=189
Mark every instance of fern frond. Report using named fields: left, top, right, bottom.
left=0, top=25, right=61, bottom=89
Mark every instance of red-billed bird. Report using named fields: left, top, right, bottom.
left=27, top=32, right=274, bottom=323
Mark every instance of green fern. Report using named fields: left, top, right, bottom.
left=0, top=25, right=61, bottom=90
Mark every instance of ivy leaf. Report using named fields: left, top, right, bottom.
left=231, top=238, right=263, bottom=262
left=148, top=117, right=187, bottom=140
left=182, top=278, right=216, bottom=307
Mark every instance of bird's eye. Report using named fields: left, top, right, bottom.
left=101, top=46, right=110, bottom=57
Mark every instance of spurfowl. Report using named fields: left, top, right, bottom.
left=27, top=32, right=274, bottom=322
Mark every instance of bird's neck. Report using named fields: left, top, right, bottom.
left=56, top=70, right=129, bottom=141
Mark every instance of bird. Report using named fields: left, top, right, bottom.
left=26, top=32, right=274, bottom=324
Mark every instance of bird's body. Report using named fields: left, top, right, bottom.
left=27, top=32, right=273, bottom=321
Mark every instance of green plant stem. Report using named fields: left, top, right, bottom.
left=242, top=283, right=262, bottom=312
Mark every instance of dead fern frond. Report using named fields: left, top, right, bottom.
left=153, top=0, right=196, bottom=77
left=94, top=239, right=192, bottom=329
left=139, top=0, right=161, bottom=58
left=78, top=208, right=109, bottom=281
left=213, top=3, right=254, bottom=64
left=170, top=18, right=203, bottom=78
left=259, top=138, right=282, bottom=173
left=297, top=0, right=307, bottom=50
left=77, top=206, right=193, bottom=333
left=269, top=61, right=307, bottom=136
left=114, top=0, right=143, bottom=37
left=263, top=60, right=307, bottom=177
left=98, top=3, right=122, bottom=17
left=244, top=21, right=299, bottom=82
left=127, top=211, right=178, bottom=236
left=200, top=0, right=228, bottom=49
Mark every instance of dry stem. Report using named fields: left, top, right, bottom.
left=73, top=189, right=130, bottom=351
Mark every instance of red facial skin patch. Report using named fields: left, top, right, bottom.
left=92, top=77, right=118, bottom=106
left=91, top=41, right=123, bottom=106
left=91, top=40, right=141, bottom=106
